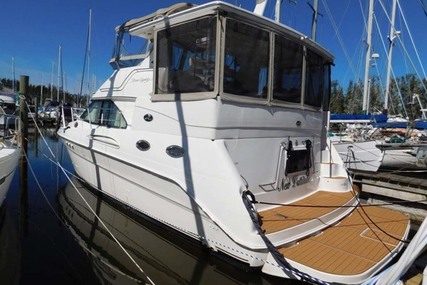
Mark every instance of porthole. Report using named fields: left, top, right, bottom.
left=136, top=140, right=150, bottom=151
left=144, top=114, right=153, bottom=122
left=166, top=145, right=184, bottom=158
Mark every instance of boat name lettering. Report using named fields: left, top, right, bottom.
left=131, top=77, right=152, bottom=83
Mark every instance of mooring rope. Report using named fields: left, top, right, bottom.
left=241, top=190, right=332, bottom=285
left=22, top=101, right=156, bottom=285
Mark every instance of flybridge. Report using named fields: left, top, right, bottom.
left=109, top=1, right=333, bottom=111
left=110, top=3, right=195, bottom=68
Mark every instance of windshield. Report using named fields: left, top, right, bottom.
left=110, top=28, right=153, bottom=69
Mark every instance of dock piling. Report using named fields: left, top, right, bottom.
left=19, top=75, right=29, bottom=236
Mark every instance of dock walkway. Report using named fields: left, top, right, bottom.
left=352, top=170, right=427, bottom=225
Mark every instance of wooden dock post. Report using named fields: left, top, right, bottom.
left=19, top=75, right=29, bottom=236
left=19, top=75, right=29, bottom=153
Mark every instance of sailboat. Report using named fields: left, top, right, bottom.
left=58, top=1, right=412, bottom=283
left=329, top=0, right=384, bottom=172
left=330, top=0, right=427, bottom=172
left=372, top=0, right=427, bottom=171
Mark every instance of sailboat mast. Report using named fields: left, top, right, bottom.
left=57, top=45, right=62, bottom=102
left=254, top=0, right=267, bottom=15
left=41, top=74, right=43, bottom=106
left=79, top=9, right=92, bottom=107
left=384, top=0, right=398, bottom=113
left=362, top=0, right=375, bottom=114
left=275, top=0, right=281, bottom=22
left=12, top=57, right=15, bottom=92
left=50, top=61, right=54, bottom=100
left=87, top=9, right=92, bottom=103
left=311, top=0, right=319, bottom=41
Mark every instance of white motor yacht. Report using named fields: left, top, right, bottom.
left=58, top=2, right=410, bottom=283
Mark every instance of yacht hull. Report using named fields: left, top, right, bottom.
left=0, top=142, right=20, bottom=208
left=61, top=134, right=268, bottom=267
left=333, top=140, right=384, bottom=172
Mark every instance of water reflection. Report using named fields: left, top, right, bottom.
left=0, top=205, right=21, bottom=285
left=58, top=177, right=303, bottom=285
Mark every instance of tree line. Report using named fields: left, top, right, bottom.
left=0, top=78, right=88, bottom=107
left=330, top=73, right=426, bottom=120
left=2, top=74, right=426, bottom=119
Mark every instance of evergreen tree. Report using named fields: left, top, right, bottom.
left=329, top=80, right=345, bottom=113
left=344, top=80, right=363, bottom=113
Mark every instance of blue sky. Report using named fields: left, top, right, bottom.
left=0, top=0, right=426, bottom=95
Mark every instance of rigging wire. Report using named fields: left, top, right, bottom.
left=372, top=5, right=408, bottom=117
left=421, top=0, right=427, bottom=16
left=395, top=1, right=427, bottom=96
left=381, top=0, right=427, bottom=97
left=322, top=0, right=367, bottom=112
left=321, top=0, right=359, bottom=80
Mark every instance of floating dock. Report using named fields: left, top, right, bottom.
left=352, top=170, right=427, bottom=226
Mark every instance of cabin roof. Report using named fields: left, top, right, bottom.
left=116, top=1, right=334, bottom=62
left=115, top=3, right=196, bottom=32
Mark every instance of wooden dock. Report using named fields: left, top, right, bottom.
left=351, top=170, right=427, bottom=226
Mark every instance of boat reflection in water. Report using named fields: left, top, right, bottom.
left=0, top=205, right=21, bottom=285
left=58, top=177, right=300, bottom=285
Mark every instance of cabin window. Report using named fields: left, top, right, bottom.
left=80, top=100, right=127, bottom=128
left=304, top=49, right=324, bottom=108
left=223, top=19, right=269, bottom=98
left=0, top=103, right=16, bottom=115
left=155, top=17, right=216, bottom=94
left=273, top=35, right=303, bottom=103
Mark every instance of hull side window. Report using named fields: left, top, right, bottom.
left=80, top=100, right=127, bottom=128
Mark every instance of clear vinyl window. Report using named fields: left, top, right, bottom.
left=273, top=35, right=303, bottom=104
left=223, top=19, right=269, bottom=98
left=155, top=16, right=217, bottom=94
left=80, top=100, right=127, bottom=128
left=305, top=49, right=325, bottom=108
